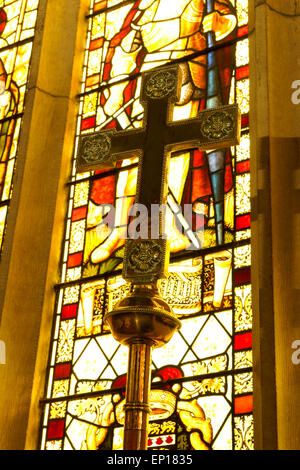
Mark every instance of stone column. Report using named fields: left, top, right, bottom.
left=250, top=0, right=300, bottom=450
left=0, top=0, right=91, bottom=450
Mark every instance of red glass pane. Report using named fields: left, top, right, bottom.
left=72, top=206, right=87, bottom=222
left=234, top=267, right=251, bottom=285
left=234, top=395, right=253, bottom=415
left=54, top=362, right=71, bottom=379
left=89, top=37, right=104, bottom=51
left=47, top=420, right=65, bottom=440
left=236, top=65, right=249, bottom=80
left=236, top=214, right=251, bottom=230
left=91, top=175, right=115, bottom=205
left=94, top=1, right=107, bottom=13
left=192, top=149, right=206, bottom=167
left=234, top=332, right=252, bottom=351
left=238, top=25, right=248, bottom=37
left=81, top=116, right=96, bottom=131
left=236, top=160, right=250, bottom=174
left=67, top=252, right=83, bottom=268
left=241, top=114, right=249, bottom=128
left=61, top=304, right=78, bottom=319
left=192, top=168, right=212, bottom=202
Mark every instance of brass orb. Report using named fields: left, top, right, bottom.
left=104, top=284, right=181, bottom=348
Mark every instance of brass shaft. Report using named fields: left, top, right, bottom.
left=123, top=341, right=152, bottom=450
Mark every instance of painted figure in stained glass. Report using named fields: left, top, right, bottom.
left=0, top=7, right=19, bottom=197
left=84, top=0, right=237, bottom=273
left=76, top=367, right=213, bottom=450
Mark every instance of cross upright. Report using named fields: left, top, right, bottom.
left=77, top=64, right=241, bottom=283
left=76, top=64, right=241, bottom=451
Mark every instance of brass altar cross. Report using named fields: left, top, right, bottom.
left=77, top=65, right=241, bottom=283
left=76, top=65, right=241, bottom=451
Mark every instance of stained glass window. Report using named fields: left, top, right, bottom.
left=40, top=0, right=252, bottom=451
left=0, top=0, right=40, bottom=251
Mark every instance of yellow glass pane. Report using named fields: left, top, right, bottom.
left=52, top=379, right=69, bottom=398
left=236, top=78, right=250, bottom=114
left=83, top=92, right=98, bottom=118
left=236, top=229, right=251, bottom=241
left=234, top=285, right=252, bottom=332
left=234, top=244, right=251, bottom=269
left=66, top=267, right=82, bottom=282
left=91, top=14, right=105, bottom=40
left=63, top=285, right=80, bottom=304
left=236, top=38, right=249, bottom=67
left=234, top=415, right=254, bottom=450
left=69, top=220, right=86, bottom=254
left=234, top=371, right=253, bottom=394
left=87, top=48, right=102, bottom=76
left=237, top=0, right=249, bottom=27
left=236, top=173, right=251, bottom=215
left=2, top=158, right=15, bottom=201
left=77, top=279, right=106, bottom=337
left=56, top=320, right=76, bottom=363
left=236, top=133, right=250, bottom=162
left=49, top=401, right=67, bottom=420
left=234, top=350, right=252, bottom=369
left=45, top=440, right=62, bottom=450
left=0, top=205, right=8, bottom=244
left=158, top=258, right=202, bottom=315
left=73, top=181, right=90, bottom=208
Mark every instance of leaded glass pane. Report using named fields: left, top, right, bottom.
left=40, top=0, right=252, bottom=451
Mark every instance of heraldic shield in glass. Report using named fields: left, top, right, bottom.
left=40, top=0, right=253, bottom=451
left=0, top=0, right=40, bottom=251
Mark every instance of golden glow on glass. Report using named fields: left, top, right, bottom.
left=237, top=0, right=249, bottom=27
left=0, top=0, right=40, bottom=250
left=42, top=0, right=253, bottom=451
left=236, top=78, right=250, bottom=114
left=56, top=320, right=76, bottom=363
left=234, top=414, right=254, bottom=450
left=63, top=285, right=80, bottom=304
left=236, top=38, right=249, bottom=67
left=234, top=244, right=251, bottom=269
left=236, top=173, right=251, bottom=215
left=69, top=220, right=86, bottom=254
left=73, top=181, right=90, bottom=207
left=234, top=285, right=252, bottom=332
left=236, top=133, right=250, bottom=162
left=46, top=440, right=62, bottom=450
left=52, top=379, right=69, bottom=398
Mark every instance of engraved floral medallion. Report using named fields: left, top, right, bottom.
left=80, top=133, right=111, bottom=164
left=201, top=111, right=234, bottom=140
left=128, top=240, right=163, bottom=273
left=145, top=70, right=176, bottom=99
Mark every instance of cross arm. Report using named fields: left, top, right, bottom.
left=76, top=126, right=146, bottom=172
left=164, top=103, right=241, bottom=153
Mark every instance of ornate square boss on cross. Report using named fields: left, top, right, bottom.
left=76, top=65, right=241, bottom=284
